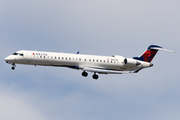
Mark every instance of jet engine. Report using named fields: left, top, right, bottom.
left=124, top=58, right=141, bottom=66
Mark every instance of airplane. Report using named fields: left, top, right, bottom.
left=4, top=45, right=175, bottom=79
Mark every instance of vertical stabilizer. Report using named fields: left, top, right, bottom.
left=133, top=45, right=162, bottom=62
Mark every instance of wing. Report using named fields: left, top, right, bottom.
left=83, top=67, right=132, bottom=74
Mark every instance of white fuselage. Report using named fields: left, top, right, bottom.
left=5, top=50, right=152, bottom=72
left=5, top=45, right=174, bottom=79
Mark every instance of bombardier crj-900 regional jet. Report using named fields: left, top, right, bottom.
left=5, top=45, right=175, bottom=79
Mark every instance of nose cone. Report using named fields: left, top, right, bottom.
left=4, top=56, right=9, bottom=61
left=4, top=56, right=14, bottom=63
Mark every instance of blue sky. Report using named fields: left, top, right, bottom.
left=0, top=0, right=180, bottom=120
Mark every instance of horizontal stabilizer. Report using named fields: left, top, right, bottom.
left=133, top=67, right=143, bottom=73
left=150, top=47, right=176, bottom=53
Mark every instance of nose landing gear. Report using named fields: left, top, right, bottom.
left=11, top=67, right=15, bottom=70
left=11, top=63, right=16, bottom=70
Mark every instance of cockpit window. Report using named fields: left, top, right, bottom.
left=13, top=53, right=18, bottom=55
left=12, top=53, right=24, bottom=56
left=20, top=54, right=24, bottom=56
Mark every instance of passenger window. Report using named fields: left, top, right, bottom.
left=79, top=58, right=81, bottom=61
left=69, top=58, right=71, bottom=60
left=58, top=57, right=60, bottom=59
left=97, top=60, right=98, bottom=62
left=40, top=56, right=42, bottom=58
left=62, top=57, right=64, bottom=59
left=44, top=56, right=46, bottom=58
left=100, top=60, right=102, bottom=62
left=104, top=60, right=106, bottom=63
left=85, top=59, right=86, bottom=61
left=93, top=59, right=95, bottom=62
left=89, top=59, right=91, bottom=61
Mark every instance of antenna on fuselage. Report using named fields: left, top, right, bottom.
left=77, top=51, right=80, bottom=54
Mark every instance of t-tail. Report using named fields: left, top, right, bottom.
left=133, top=45, right=176, bottom=63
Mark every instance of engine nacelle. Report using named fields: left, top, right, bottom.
left=124, top=58, right=141, bottom=66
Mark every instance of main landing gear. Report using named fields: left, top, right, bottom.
left=82, top=71, right=99, bottom=80
left=82, top=71, right=88, bottom=77
left=11, top=63, right=16, bottom=70
left=92, top=73, right=98, bottom=80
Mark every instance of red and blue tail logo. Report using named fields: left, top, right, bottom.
left=133, top=45, right=163, bottom=63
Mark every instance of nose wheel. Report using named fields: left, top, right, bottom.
left=11, top=63, right=16, bottom=70
left=11, top=67, right=15, bottom=70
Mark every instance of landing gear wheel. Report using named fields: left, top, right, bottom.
left=11, top=63, right=16, bottom=70
left=92, top=74, right=99, bottom=80
left=11, top=67, right=15, bottom=70
left=82, top=71, right=88, bottom=77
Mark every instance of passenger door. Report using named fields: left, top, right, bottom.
left=25, top=51, right=32, bottom=62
